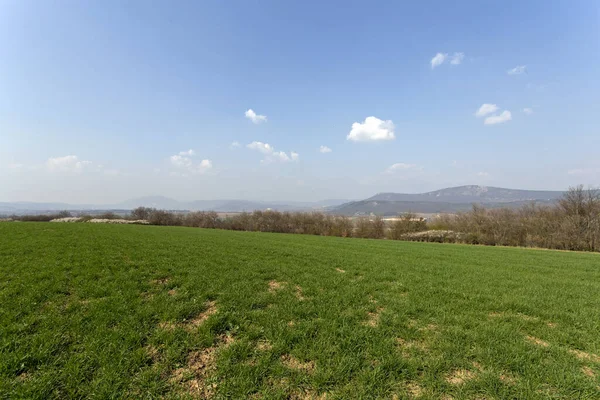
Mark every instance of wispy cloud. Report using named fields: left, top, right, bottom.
left=385, top=163, right=421, bottom=174
left=246, top=141, right=298, bottom=164
left=47, top=155, right=92, bottom=172
left=247, top=141, right=275, bottom=154
left=169, top=151, right=212, bottom=175
left=245, top=109, right=267, bottom=124
left=450, top=52, right=465, bottom=65
left=318, top=145, right=332, bottom=153
left=523, top=108, right=533, bottom=115
left=347, top=116, right=395, bottom=142
left=475, top=103, right=499, bottom=118
left=484, top=110, right=512, bottom=125
left=475, top=104, right=512, bottom=125
left=507, top=65, right=526, bottom=75
left=230, top=141, right=241, bottom=149
left=430, top=52, right=448, bottom=69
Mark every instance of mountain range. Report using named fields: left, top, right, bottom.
left=329, top=185, right=564, bottom=215
left=0, top=186, right=565, bottom=215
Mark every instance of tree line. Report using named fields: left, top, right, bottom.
left=4, top=186, right=599, bottom=253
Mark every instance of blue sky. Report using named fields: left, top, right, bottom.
left=1, top=0, right=599, bottom=203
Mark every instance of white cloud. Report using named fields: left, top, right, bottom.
left=199, top=159, right=212, bottom=169
left=178, top=149, right=195, bottom=156
left=270, top=151, right=290, bottom=162
left=507, top=65, right=526, bottom=75
left=475, top=103, right=499, bottom=117
left=523, top=108, right=533, bottom=115
left=477, top=171, right=490, bottom=177
left=484, top=110, right=512, bottom=125
left=170, top=155, right=193, bottom=168
left=385, top=163, right=420, bottom=174
left=247, top=141, right=274, bottom=154
left=318, top=145, right=332, bottom=153
left=169, top=152, right=212, bottom=175
left=245, top=109, right=267, bottom=124
left=246, top=141, right=298, bottom=163
left=450, top=52, right=465, bottom=65
left=230, top=141, right=241, bottom=148
left=431, top=52, right=448, bottom=69
left=47, top=155, right=92, bottom=172
left=347, top=116, right=395, bottom=142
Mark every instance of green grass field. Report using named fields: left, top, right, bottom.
left=1, top=223, right=599, bottom=399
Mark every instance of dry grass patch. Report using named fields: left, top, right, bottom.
left=582, top=366, right=596, bottom=378
left=158, top=321, right=176, bottom=331
left=364, top=307, right=384, bottom=327
left=170, top=334, right=234, bottom=398
left=256, top=340, right=273, bottom=351
left=171, top=346, right=217, bottom=398
left=407, top=319, right=419, bottom=328
left=151, top=277, right=170, bottom=285
left=268, top=280, right=286, bottom=292
left=187, top=300, right=217, bottom=329
left=16, top=371, right=30, bottom=382
left=516, top=313, right=538, bottom=322
left=488, top=311, right=505, bottom=318
left=219, top=333, right=235, bottom=347
left=569, top=349, right=600, bottom=363
left=499, top=372, right=518, bottom=385
left=335, top=268, right=345, bottom=273
left=395, top=337, right=429, bottom=357
left=405, top=381, right=423, bottom=398
left=287, top=320, right=296, bottom=327
left=168, top=288, right=178, bottom=296
left=446, top=369, right=476, bottom=385
left=546, top=322, right=557, bottom=328
left=420, top=324, right=438, bottom=333
left=525, top=335, right=549, bottom=348
left=145, top=345, right=161, bottom=362
left=294, top=285, right=306, bottom=301
left=281, top=354, right=315, bottom=373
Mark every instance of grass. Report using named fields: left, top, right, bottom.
left=1, top=223, right=599, bottom=399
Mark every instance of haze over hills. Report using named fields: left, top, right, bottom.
left=0, top=186, right=567, bottom=216
left=0, top=197, right=352, bottom=215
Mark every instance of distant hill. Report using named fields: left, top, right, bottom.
left=0, top=186, right=566, bottom=216
left=368, top=185, right=563, bottom=204
left=330, top=186, right=565, bottom=216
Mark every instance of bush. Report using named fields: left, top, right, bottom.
left=130, top=207, right=154, bottom=221
left=388, top=213, right=427, bottom=240
left=147, top=210, right=182, bottom=226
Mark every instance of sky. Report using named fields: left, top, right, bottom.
left=1, top=0, right=599, bottom=204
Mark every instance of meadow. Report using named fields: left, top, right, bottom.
left=1, top=223, right=599, bottom=399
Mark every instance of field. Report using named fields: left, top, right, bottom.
left=1, top=223, right=599, bottom=399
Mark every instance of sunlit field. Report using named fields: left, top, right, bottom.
left=1, top=223, right=599, bottom=399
